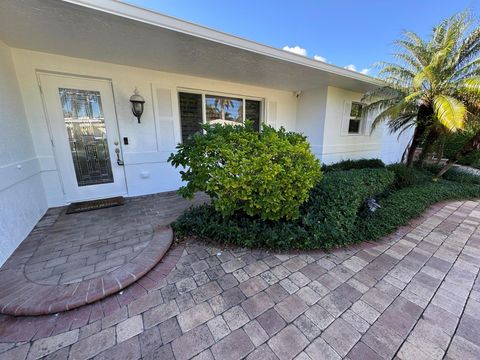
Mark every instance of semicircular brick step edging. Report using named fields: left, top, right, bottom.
left=0, top=225, right=173, bottom=316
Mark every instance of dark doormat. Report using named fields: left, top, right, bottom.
left=66, top=196, right=125, bottom=214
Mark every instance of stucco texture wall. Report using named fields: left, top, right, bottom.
left=321, top=86, right=386, bottom=164
left=0, top=41, right=47, bottom=265
left=295, top=87, right=328, bottom=160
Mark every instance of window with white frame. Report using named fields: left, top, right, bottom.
left=348, top=102, right=364, bottom=134
left=178, top=91, right=262, bottom=142
left=205, top=95, right=243, bottom=125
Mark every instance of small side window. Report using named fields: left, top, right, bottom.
left=179, top=92, right=203, bottom=143
left=348, top=102, right=363, bottom=134
left=245, top=99, right=261, bottom=132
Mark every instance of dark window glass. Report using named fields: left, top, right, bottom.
left=179, top=92, right=203, bottom=142
left=246, top=100, right=261, bottom=132
left=348, top=119, right=361, bottom=134
left=348, top=102, right=363, bottom=134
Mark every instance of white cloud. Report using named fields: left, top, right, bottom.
left=344, top=64, right=370, bottom=75
left=282, top=49, right=369, bottom=74
left=282, top=45, right=307, bottom=56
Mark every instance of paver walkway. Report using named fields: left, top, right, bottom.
left=0, top=199, right=479, bottom=359
left=0, top=192, right=207, bottom=315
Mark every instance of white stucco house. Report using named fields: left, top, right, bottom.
left=0, top=0, right=411, bottom=265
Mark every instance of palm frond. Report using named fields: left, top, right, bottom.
left=363, top=98, right=401, bottom=117
left=377, top=64, right=416, bottom=83
left=389, top=115, right=417, bottom=134
left=403, top=31, right=427, bottom=48
left=395, top=39, right=431, bottom=67
left=431, top=21, right=448, bottom=48
left=393, top=52, right=423, bottom=71
left=361, top=86, right=404, bottom=103
left=457, top=26, right=480, bottom=65
left=454, top=58, right=480, bottom=80
left=413, top=69, right=429, bottom=89
left=460, top=76, right=480, bottom=96
left=433, top=95, right=467, bottom=131
left=370, top=100, right=416, bottom=132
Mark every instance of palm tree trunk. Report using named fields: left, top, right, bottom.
left=436, top=137, right=445, bottom=165
left=419, top=128, right=440, bottom=167
left=406, top=105, right=434, bottom=168
left=436, top=131, right=480, bottom=178
left=406, top=123, right=426, bottom=167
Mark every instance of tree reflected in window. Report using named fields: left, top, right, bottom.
left=206, top=95, right=243, bottom=125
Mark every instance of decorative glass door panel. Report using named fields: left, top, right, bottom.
left=59, top=88, right=114, bottom=186
left=40, top=74, right=126, bottom=202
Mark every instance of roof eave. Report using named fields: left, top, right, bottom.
left=63, top=0, right=382, bottom=88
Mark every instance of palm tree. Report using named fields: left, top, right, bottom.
left=214, top=98, right=235, bottom=120
left=363, top=11, right=480, bottom=167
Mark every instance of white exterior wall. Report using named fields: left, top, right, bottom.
left=321, top=86, right=386, bottom=164
left=295, top=87, right=328, bottom=159
left=0, top=41, right=47, bottom=264
left=380, top=126, right=413, bottom=164
left=12, top=48, right=298, bottom=206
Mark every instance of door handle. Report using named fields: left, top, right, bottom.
left=115, top=148, right=124, bottom=166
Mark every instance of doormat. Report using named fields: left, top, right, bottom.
left=66, top=197, right=125, bottom=214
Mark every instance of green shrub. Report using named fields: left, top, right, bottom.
left=386, top=163, right=432, bottom=189
left=321, top=158, right=385, bottom=172
left=301, top=168, right=395, bottom=247
left=174, top=161, right=480, bottom=251
left=168, top=123, right=322, bottom=220
left=441, top=123, right=480, bottom=167
left=173, top=205, right=310, bottom=249
left=173, top=168, right=395, bottom=249
left=355, top=180, right=480, bottom=240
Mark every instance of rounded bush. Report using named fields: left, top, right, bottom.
left=169, top=122, right=322, bottom=220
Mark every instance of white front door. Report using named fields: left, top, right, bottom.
left=39, top=74, right=127, bottom=202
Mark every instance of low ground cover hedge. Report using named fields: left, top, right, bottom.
left=321, top=158, right=385, bottom=172
left=355, top=180, right=480, bottom=241
left=386, top=163, right=433, bottom=189
left=173, top=160, right=480, bottom=250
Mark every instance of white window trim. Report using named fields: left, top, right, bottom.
left=177, top=87, right=264, bottom=126
left=342, top=100, right=368, bottom=137
left=348, top=101, right=363, bottom=135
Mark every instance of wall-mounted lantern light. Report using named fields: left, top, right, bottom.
left=129, top=88, right=145, bottom=123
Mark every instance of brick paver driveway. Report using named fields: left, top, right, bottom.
left=1, top=199, right=479, bottom=359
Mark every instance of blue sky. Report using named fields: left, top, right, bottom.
left=128, top=0, right=479, bottom=76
